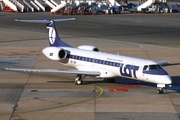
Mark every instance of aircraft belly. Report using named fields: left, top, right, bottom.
left=96, top=64, right=119, bottom=78
left=74, top=60, right=98, bottom=71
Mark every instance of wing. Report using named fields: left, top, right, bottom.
left=5, top=68, right=100, bottom=76
left=157, top=60, right=169, bottom=65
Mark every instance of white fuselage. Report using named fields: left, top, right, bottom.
left=43, top=46, right=172, bottom=86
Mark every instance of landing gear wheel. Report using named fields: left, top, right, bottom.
left=157, top=88, right=164, bottom=94
left=157, top=90, right=160, bottom=94
left=74, top=74, right=85, bottom=85
left=75, top=80, right=83, bottom=85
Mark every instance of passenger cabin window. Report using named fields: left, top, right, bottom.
left=143, top=65, right=162, bottom=71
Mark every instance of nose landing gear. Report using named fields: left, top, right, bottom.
left=157, top=88, right=164, bottom=94
left=156, top=84, right=166, bottom=94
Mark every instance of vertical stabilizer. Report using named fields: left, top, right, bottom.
left=46, top=21, right=72, bottom=47
left=14, top=18, right=75, bottom=47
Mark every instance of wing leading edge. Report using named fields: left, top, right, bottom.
left=5, top=68, right=100, bottom=76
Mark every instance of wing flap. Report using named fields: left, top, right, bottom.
left=5, top=68, right=100, bottom=76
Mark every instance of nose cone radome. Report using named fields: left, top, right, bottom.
left=153, top=75, right=172, bottom=85
left=164, top=75, right=172, bottom=85
left=42, top=48, right=47, bottom=55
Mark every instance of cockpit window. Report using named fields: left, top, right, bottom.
left=143, top=64, right=162, bottom=71
left=143, top=65, right=148, bottom=70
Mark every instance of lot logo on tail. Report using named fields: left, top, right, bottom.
left=47, top=27, right=56, bottom=44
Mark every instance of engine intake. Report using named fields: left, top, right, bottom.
left=59, top=49, right=67, bottom=59
left=42, top=47, right=68, bottom=61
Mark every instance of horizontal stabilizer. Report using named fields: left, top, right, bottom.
left=5, top=68, right=100, bottom=76
left=14, top=18, right=75, bottom=23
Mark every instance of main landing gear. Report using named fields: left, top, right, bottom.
left=74, top=74, right=86, bottom=85
left=157, top=87, right=164, bottom=94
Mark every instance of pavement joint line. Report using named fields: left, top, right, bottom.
left=0, top=85, right=104, bottom=116
left=142, top=46, right=151, bottom=60
left=169, top=96, right=180, bottom=115
left=0, top=28, right=47, bottom=35
left=84, top=37, right=180, bottom=51
left=8, top=48, right=42, bottom=119
left=1, top=28, right=180, bottom=51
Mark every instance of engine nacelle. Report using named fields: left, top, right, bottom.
left=42, top=47, right=68, bottom=60
left=77, top=45, right=99, bottom=52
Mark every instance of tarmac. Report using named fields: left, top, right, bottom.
left=0, top=12, right=180, bottom=120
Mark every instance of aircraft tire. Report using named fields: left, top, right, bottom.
left=157, top=90, right=160, bottom=94
left=157, top=88, right=164, bottom=94
left=75, top=80, right=83, bottom=85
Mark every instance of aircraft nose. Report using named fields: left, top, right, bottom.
left=42, top=48, right=47, bottom=55
left=165, top=75, right=172, bottom=85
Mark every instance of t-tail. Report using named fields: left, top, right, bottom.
left=14, top=18, right=75, bottom=47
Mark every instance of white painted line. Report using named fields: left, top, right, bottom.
left=1, top=28, right=180, bottom=51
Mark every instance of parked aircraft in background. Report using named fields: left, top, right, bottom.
left=5, top=18, right=172, bottom=94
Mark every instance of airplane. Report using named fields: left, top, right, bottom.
left=5, top=18, right=172, bottom=94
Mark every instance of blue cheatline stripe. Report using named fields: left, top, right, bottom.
left=69, top=55, right=121, bottom=67
left=68, top=54, right=168, bottom=76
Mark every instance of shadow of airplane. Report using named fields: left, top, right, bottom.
left=0, top=61, right=20, bottom=65
left=46, top=76, right=180, bottom=93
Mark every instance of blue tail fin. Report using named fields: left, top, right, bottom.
left=14, top=18, right=75, bottom=47
left=46, top=22, right=72, bottom=47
